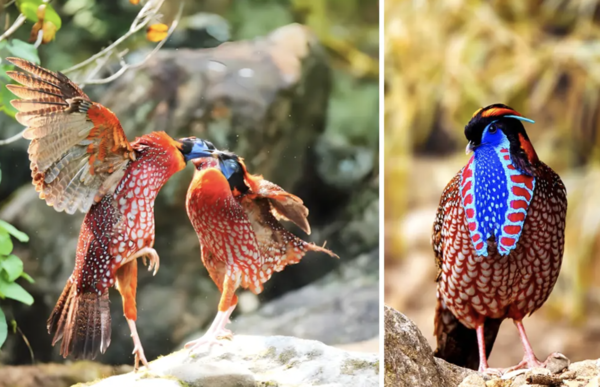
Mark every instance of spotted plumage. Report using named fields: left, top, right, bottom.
left=6, top=58, right=215, bottom=369
left=433, top=104, right=567, bottom=372
left=184, top=153, right=338, bottom=349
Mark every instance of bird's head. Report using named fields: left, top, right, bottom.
left=177, top=137, right=216, bottom=162
left=187, top=145, right=252, bottom=195
left=465, top=104, right=538, bottom=175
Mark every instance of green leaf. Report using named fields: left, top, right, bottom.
left=0, top=308, right=6, bottom=348
left=0, top=279, right=33, bottom=305
left=20, top=272, right=34, bottom=284
left=1, top=255, right=23, bottom=282
left=0, top=221, right=29, bottom=243
left=6, top=40, right=39, bottom=64
left=0, top=230, right=13, bottom=256
left=16, top=0, right=62, bottom=29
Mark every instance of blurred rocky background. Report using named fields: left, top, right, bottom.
left=385, top=0, right=600, bottom=369
left=0, top=0, right=379, bottom=380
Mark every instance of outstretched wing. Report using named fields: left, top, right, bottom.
left=249, top=178, right=311, bottom=235
left=5, top=57, right=135, bottom=214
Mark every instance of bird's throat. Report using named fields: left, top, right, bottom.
left=461, top=147, right=535, bottom=257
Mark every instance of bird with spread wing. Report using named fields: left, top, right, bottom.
left=184, top=149, right=339, bottom=350
left=5, top=57, right=214, bottom=369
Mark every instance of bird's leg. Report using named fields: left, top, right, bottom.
left=213, top=304, right=236, bottom=338
left=506, top=320, right=543, bottom=370
left=214, top=277, right=237, bottom=338
left=127, top=318, right=149, bottom=371
left=120, top=247, right=160, bottom=276
left=475, top=324, right=503, bottom=376
left=476, top=323, right=490, bottom=372
left=185, top=276, right=238, bottom=353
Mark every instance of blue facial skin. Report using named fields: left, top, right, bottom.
left=219, top=158, right=241, bottom=180
left=183, top=139, right=214, bottom=162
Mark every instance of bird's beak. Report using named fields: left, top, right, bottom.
left=182, top=138, right=216, bottom=162
left=466, top=141, right=476, bottom=155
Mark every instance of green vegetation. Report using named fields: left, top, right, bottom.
left=0, top=166, right=33, bottom=348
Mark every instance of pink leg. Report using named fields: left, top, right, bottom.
left=127, top=319, right=149, bottom=371
left=513, top=320, right=543, bottom=369
left=476, top=324, right=504, bottom=376
left=185, top=305, right=236, bottom=353
left=476, top=324, right=490, bottom=372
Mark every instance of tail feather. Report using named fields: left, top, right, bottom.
left=47, top=280, right=111, bottom=359
left=433, top=298, right=502, bottom=370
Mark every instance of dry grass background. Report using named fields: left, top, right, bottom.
left=384, top=0, right=600, bottom=366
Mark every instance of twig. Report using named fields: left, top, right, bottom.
left=61, top=0, right=165, bottom=75
left=33, top=29, right=43, bottom=48
left=0, top=130, right=25, bottom=146
left=82, top=3, right=183, bottom=86
left=0, top=14, right=26, bottom=43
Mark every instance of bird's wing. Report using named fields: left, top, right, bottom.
left=432, top=170, right=462, bottom=281
left=6, top=57, right=135, bottom=214
left=248, top=177, right=311, bottom=235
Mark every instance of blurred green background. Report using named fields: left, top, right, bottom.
left=385, top=0, right=600, bottom=367
left=0, top=0, right=379, bottom=383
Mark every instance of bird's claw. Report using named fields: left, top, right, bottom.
left=132, top=342, right=149, bottom=371
left=184, top=336, right=223, bottom=354
left=215, top=328, right=232, bottom=339
left=142, top=253, right=159, bottom=276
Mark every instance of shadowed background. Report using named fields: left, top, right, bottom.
left=385, top=0, right=600, bottom=368
left=0, top=0, right=379, bottom=380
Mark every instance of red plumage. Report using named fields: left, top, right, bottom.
left=185, top=156, right=338, bottom=349
left=6, top=58, right=191, bottom=369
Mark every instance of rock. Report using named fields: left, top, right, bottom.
left=384, top=305, right=482, bottom=387
left=0, top=361, right=131, bottom=387
left=196, top=250, right=379, bottom=347
left=87, top=335, right=379, bottom=387
left=0, top=23, right=378, bottom=366
left=384, top=307, right=600, bottom=387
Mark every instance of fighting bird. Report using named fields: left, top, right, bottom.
left=185, top=149, right=338, bottom=349
left=432, top=104, right=567, bottom=373
left=5, top=58, right=214, bottom=369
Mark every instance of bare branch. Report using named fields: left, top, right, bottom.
left=0, top=130, right=25, bottom=146
left=33, top=29, right=43, bottom=48
left=0, top=0, right=181, bottom=146
left=82, top=3, right=183, bottom=86
left=0, top=14, right=26, bottom=43
left=61, top=0, right=166, bottom=75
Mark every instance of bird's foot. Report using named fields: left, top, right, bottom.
left=215, top=327, right=233, bottom=340
left=127, top=318, right=149, bottom=371
left=185, top=333, right=224, bottom=354
left=141, top=249, right=160, bottom=276
left=122, top=247, right=160, bottom=276
left=132, top=343, right=150, bottom=371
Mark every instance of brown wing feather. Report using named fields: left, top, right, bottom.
left=5, top=57, right=135, bottom=214
left=251, top=178, right=311, bottom=234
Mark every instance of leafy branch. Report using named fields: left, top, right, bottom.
left=0, top=168, right=34, bottom=348
left=0, top=0, right=181, bottom=146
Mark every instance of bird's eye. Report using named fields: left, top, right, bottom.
left=488, top=124, right=497, bottom=134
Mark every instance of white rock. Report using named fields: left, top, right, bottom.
left=90, top=335, right=378, bottom=387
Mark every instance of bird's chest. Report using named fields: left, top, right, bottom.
left=108, top=164, right=166, bottom=265
left=189, top=194, right=257, bottom=266
left=439, top=174, right=564, bottom=326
